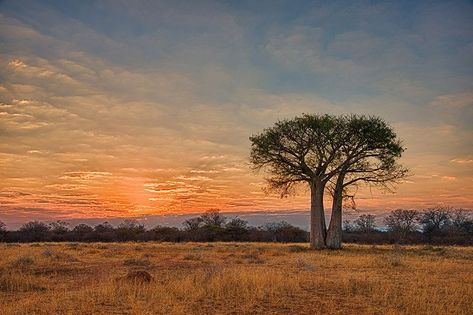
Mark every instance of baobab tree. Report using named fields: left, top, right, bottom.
left=249, top=113, right=407, bottom=249
left=250, top=114, right=345, bottom=248
left=325, top=115, right=408, bottom=248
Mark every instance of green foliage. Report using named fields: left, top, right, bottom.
left=249, top=113, right=408, bottom=198
left=249, top=114, right=343, bottom=195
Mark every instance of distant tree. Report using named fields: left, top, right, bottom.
left=49, top=220, right=70, bottom=235
left=275, top=222, right=308, bottom=242
left=193, top=210, right=226, bottom=241
left=354, top=214, right=376, bottom=232
left=94, top=222, right=114, bottom=233
left=182, top=217, right=203, bottom=231
left=450, top=209, right=473, bottom=235
left=460, top=220, right=473, bottom=236
left=72, top=224, right=94, bottom=234
left=342, top=220, right=354, bottom=232
left=117, top=219, right=145, bottom=233
left=261, top=221, right=308, bottom=242
left=19, top=221, right=51, bottom=242
left=181, top=211, right=228, bottom=241
left=116, top=219, right=145, bottom=241
left=261, top=221, right=287, bottom=234
left=226, top=217, right=248, bottom=231
left=201, top=210, right=227, bottom=229
left=419, top=206, right=451, bottom=241
left=384, top=209, right=418, bottom=243
left=450, top=209, right=470, bottom=229
left=150, top=225, right=182, bottom=242
left=225, top=217, right=249, bottom=241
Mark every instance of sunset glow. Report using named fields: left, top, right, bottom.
left=1, top=0, right=472, bottom=226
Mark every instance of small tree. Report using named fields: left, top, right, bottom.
left=450, top=209, right=469, bottom=229
left=49, top=220, right=70, bottom=235
left=261, top=221, right=308, bottom=242
left=342, top=220, right=354, bottom=232
left=72, top=224, right=94, bottom=234
left=19, top=221, right=51, bottom=242
left=384, top=209, right=418, bottom=243
left=226, top=217, right=248, bottom=230
left=71, top=224, right=93, bottom=241
left=182, top=217, right=203, bottom=231
left=117, top=219, right=145, bottom=233
left=116, top=219, right=145, bottom=241
left=201, top=210, right=227, bottom=229
left=450, top=209, right=473, bottom=235
left=94, top=222, right=114, bottom=233
left=150, top=225, right=182, bottom=242
left=225, top=217, right=249, bottom=241
left=419, top=206, right=451, bottom=242
left=354, top=214, right=376, bottom=232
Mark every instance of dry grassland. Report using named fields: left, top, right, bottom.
left=0, top=242, right=472, bottom=314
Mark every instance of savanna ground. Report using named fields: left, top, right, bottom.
left=0, top=242, right=472, bottom=315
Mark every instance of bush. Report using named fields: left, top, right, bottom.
left=125, top=270, right=152, bottom=283
left=11, top=256, right=34, bottom=268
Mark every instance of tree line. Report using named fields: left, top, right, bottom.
left=1, top=207, right=471, bottom=245
left=344, top=206, right=472, bottom=245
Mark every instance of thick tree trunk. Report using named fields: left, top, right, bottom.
left=326, top=191, right=343, bottom=249
left=310, top=181, right=326, bottom=249
left=326, top=175, right=345, bottom=249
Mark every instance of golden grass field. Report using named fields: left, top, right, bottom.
left=0, top=242, right=472, bottom=315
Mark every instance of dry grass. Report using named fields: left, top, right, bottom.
left=0, top=243, right=471, bottom=314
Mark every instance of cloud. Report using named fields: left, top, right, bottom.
left=430, top=92, right=473, bottom=129
left=175, top=176, right=213, bottom=181
left=450, top=158, right=473, bottom=164
left=0, top=0, right=472, bottom=224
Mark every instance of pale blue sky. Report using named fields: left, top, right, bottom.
left=0, top=0, right=472, bottom=224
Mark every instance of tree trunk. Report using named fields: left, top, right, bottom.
left=310, top=181, right=326, bottom=249
left=326, top=175, right=345, bottom=249
left=326, top=192, right=343, bottom=249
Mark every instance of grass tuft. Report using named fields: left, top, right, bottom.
left=11, top=256, right=35, bottom=269
left=288, top=245, right=309, bottom=253
left=123, top=258, right=151, bottom=267
left=295, top=258, right=316, bottom=271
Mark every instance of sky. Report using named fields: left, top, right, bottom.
left=0, top=0, right=472, bottom=227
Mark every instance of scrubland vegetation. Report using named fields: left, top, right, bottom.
left=1, top=207, right=472, bottom=245
left=0, top=242, right=472, bottom=314
left=1, top=207, right=471, bottom=313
